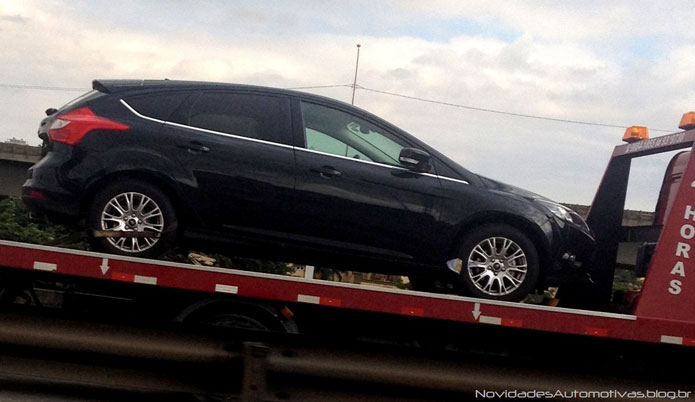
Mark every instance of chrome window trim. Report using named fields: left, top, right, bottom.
left=293, top=148, right=467, bottom=184
left=120, top=99, right=162, bottom=124
left=120, top=99, right=294, bottom=150
left=298, top=146, right=405, bottom=171
left=433, top=175, right=470, bottom=185
left=121, top=99, right=468, bottom=185
left=161, top=120, right=295, bottom=150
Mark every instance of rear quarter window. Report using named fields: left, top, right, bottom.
left=123, top=91, right=193, bottom=121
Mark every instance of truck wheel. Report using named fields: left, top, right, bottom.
left=87, top=180, right=177, bottom=258
left=457, top=224, right=539, bottom=302
left=178, top=300, right=299, bottom=334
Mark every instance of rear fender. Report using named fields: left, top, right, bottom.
left=77, top=149, right=198, bottom=225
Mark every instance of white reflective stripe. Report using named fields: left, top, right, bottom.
left=661, top=335, right=683, bottom=345
left=121, top=99, right=468, bottom=186
left=297, top=294, right=321, bottom=304
left=479, top=316, right=502, bottom=325
left=215, top=284, right=239, bottom=294
left=133, top=275, right=157, bottom=285
left=33, top=261, right=57, bottom=272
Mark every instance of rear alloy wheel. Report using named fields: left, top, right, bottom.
left=458, top=224, right=539, bottom=302
left=88, top=180, right=177, bottom=258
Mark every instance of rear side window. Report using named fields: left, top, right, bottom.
left=174, top=92, right=291, bottom=144
left=124, top=91, right=192, bottom=121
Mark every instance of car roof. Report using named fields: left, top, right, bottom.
left=94, top=78, right=394, bottom=125
left=92, top=79, right=481, bottom=184
left=93, top=78, right=402, bottom=136
left=94, top=79, right=325, bottom=100
left=93, top=78, right=378, bottom=119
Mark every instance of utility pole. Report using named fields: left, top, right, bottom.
left=351, top=44, right=361, bottom=105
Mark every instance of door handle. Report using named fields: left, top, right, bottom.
left=311, top=166, right=342, bottom=178
left=178, top=142, right=210, bottom=154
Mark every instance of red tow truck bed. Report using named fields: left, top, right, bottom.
left=1, top=237, right=692, bottom=347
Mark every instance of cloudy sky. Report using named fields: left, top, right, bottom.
left=1, top=0, right=694, bottom=210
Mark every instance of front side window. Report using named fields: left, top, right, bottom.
left=306, top=128, right=372, bottom=161
left=301, top=101, right=407, bottom=167
left=176, top=92, right=291, bottom=144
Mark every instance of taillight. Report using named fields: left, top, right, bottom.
left=29, top=190, right=46, bottom=200
left=48, top=107, right=129, bottom=145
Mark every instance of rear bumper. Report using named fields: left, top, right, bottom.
left=22, top=185, right=80, bottom=219
left=21, top=155, right=81, bottom=219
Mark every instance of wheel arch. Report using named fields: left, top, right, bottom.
left=449, top=212, right=553, bottom=282
left=80, top=169, right=188, bottom=227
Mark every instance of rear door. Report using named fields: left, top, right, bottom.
left=159, top=90, right=295, bottom=234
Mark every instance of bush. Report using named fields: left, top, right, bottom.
left=0, top=197, right=290, bottom=274
left=0, top=197, right=85, bottom=247
left=161, top=248, right=292, bottom=275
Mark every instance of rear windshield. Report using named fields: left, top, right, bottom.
left=59, top=90, right=104, bottom=111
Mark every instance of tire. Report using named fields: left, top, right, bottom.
left=457, top=224, right=539, bottom=302
left=87, top=179, right=177, bottom=258
left=179, top=300, right=299, bottom=333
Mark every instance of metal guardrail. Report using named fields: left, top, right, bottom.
left=0, top=312, right=693, bottom=401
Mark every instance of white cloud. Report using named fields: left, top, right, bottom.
left=397, top=1, right=695, bottom=42
left=0, top=0, right=692, bottom=209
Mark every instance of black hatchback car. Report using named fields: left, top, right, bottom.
left=23, top=79, right=594, bottom=301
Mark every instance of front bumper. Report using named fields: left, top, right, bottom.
left=543, top=222, right=595, bottom=287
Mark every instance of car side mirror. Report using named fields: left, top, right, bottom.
left=399, top=147, right=431, bottom=173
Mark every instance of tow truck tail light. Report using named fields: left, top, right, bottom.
left=678, top=112, right=695, bottom=130
left=48, top=107, right=129, bottom=145
left=622, top=126, right=649, bottom=143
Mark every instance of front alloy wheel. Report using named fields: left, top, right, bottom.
left=467, top=236, right=528, bottom=297
left=458, top=224, right=539, bottom=302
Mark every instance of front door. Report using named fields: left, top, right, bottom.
left=292, top=100, right=443, bottom=262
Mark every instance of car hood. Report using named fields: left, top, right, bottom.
left=478, top=175, right=553, bottom=202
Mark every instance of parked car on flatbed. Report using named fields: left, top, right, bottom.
left=22, top=79, right=594, bottom=301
